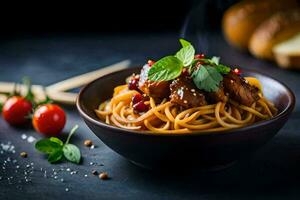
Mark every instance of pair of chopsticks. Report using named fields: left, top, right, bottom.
left=0, top=60, right=131, bottom=105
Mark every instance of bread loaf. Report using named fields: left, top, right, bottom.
left=273, top=33, right=300, bottom=69
left=222, top=0, right=298, bottom=50
left=249, top=9, right=300, bottom=60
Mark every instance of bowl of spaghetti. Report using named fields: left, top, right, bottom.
left=77, top=39, right=295, bottom=170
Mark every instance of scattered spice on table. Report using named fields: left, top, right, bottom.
left=84, top=139, right=93, bottom=147
left=92, top=170, right=98, bottom=175
left=20, top=152, right=28, bottom=158
left=99, top=172, right=109, bottom=180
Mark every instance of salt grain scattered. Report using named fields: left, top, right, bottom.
left=21, top=134, right=27, bottom=140
left=27, top=136, right=36, bottom=143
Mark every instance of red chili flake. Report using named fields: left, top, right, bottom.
left=133, top=101, right=149, bottom=113
left=233, top=68, right=241, bottom=75
left=132, top=93, right=143, bottom=105
left=147, top=60, right=155, bottom=67
left=128, top=77, right=139, bottom=90
left=181, top=68, right=189, bottom=76
left=194, top=54, right=205, bottom=59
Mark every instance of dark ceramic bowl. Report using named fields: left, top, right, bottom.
left=77, top=67, right=295, bottom=170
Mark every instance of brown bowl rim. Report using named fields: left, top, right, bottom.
left=76, top=67, right=296, bottom=137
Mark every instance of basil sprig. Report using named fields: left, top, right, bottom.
left=147, top=38, right=232, bottom=92
left=192, top=65, right=223, bottom=92
left=148, top=39, right=195, bottom=81
left=35, top=125, right=81, bottom=164
left=148, top=56, right=183, bottom=81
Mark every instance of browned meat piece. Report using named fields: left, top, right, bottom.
left=223, top=71, right=259, bottom=106
left=138, top=64, right=170, bottom=99
left=170, top=76, right=207, bottom=108
left=207, top=82, right=228, bottom=103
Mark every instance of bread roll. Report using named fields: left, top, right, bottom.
left=249, top=9, right=300, bottom=60
left=273, top=33, right=300, bottom=69
left=222, top=0, right=298, bottom=50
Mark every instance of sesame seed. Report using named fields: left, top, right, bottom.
left=191, top=89, right=195, bottom=92
left=193, top=93, right=196, bottom=96
left=184, top=100, right=187, bottom=104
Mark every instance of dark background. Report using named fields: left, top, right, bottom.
left=0, top=0, right=240, bottom=38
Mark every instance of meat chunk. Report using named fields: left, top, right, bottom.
left=170, top=76, right=207, bottom=108
left=223, top=71, right=259, bottom=106
left=138, top=64, right=170, bottom=99
left=207, top=82, right=228, bottom=103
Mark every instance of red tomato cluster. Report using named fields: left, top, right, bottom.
left=2, top=92, right=66, bottom=137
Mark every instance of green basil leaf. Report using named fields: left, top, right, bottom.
left=48, top=149, right=63, bottom=163
left=192, top=65, right=223, bottom=92
left=175, top=45, right=195, bottom=67
left=211, top=56, right=220, bottom=65
left=35, top=139, right=62, bottom=154
left=179, top=38, right=191, bottom=47
left=50, top=137, right=64, bottom=146
left=148, top=56, right=183, bottom=81
left=216, top=64, right=231, bottom=74
left=63, top=144, right=81, bottom=164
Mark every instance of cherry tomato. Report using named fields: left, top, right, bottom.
left=2, top=96, right=32, bottom=126
left=33, top=104, right=66, bottom=136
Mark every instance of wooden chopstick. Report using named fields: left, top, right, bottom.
left=0, top=82, right=47, bottom=101
left=0, top=60, right=131, bottom=105
left=46, top=60, right=131, bottom=92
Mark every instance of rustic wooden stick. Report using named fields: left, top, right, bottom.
left=0, top=60, right=131, bottom=105
left=46, top=60, right=131, bottom=92
left=0, top=83, right=47, bottom=101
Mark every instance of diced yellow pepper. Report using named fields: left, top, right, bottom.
left=244, top=77, right=262, bottom=92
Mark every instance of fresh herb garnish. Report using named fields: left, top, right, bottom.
left=215, top=64, right=231, bottom=74
left=35, top=125, right=81, bottom=164
left=148, top=56, right=183, bottom=81
left=179, top=38, right=191, bottom=47
left=175, top=39, right=195, bottom=66
left=192, top=65, right=223, bottom=92
left=147, top=38, right=232, bottom=92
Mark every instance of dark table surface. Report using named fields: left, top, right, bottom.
left=0, top=33, right=300, bottom=200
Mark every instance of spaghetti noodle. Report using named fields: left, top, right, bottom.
left=95, top=84, right=277, bottom=134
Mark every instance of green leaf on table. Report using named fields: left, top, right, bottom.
left=48, top=149, right=63, bottom=163
left=63, top=144, right=81, bottom=164
left=50, top=137, right=64, bottom=146
left=192, top=65, right=223, bottom=92
left=35, top=139, right=62, bottom=154
left=148, top=56, right=183, bottom=81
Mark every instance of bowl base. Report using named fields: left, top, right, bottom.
left=130, top=160, right=237, bottom=172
